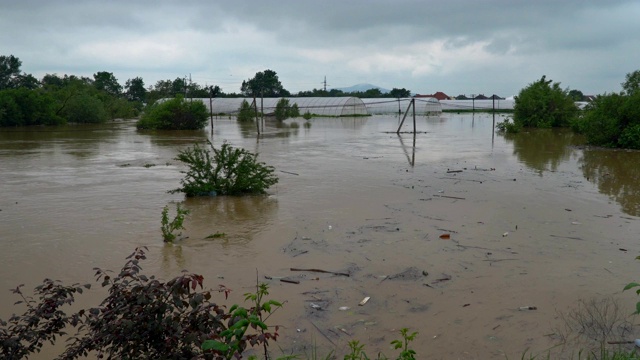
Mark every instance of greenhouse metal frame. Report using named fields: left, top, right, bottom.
left=193, top=97, right=368, bottom=117
left=361, top=98, right=442, bottom=115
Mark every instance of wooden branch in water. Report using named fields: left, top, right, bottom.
left=434, top=194, right=466, bottom=200
left=549, top=234, right=583, bottom=241
left=280, top=278, right=300, bottom=284
left=290, top=268, right=350, bottom=277
left=280, top=170, right=299, bottom=176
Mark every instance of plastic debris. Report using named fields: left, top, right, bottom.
left=339, top=306, right=350, bottom=311
left=358, top=297, right=370, bottom=306
left=518, top=306, right=537, bottom=311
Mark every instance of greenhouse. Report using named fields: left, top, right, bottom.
left=361, top=98, right=442, bottom=115
left=194, top=97, right=369, bottom=117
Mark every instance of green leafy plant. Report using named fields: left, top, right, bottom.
left=161, top=203, right=190, bottom=242
left=344, top=340, right=368, bottom=360
left=202, top=282, right=282, bottom=359
left=343, top=328, right=418, bottom=360
left=170, top=141, right=278, bottom=196
left=390, top=328, right=418, bottom=360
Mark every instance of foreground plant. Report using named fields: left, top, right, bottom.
left=0, top=247, right=281, bottom=359
left=344, top=328, right=418, bottom=360
left=171, top=141, right=278, bottom=196
left=161, top=203, right=190, bottom=242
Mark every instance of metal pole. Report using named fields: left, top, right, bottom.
left=253, top=96, right=260, bottom=134
left=412, top=98, right=416, bottom=134
left=396, top=100, right=414, bottom=134
left=209, top=92, right=213, bottom=137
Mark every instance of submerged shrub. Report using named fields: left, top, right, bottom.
left=137, top=95, right=208, bottom=130
left=171, top=141, right=278, bottom=196
left=495, top=117, right=521, bottom=134
left=513, top=75, right=578, bottom=128
left=274, top=98, right=299, bottom=121
left=236, top=99, right=255, bottom=122
left=572, top=91, right=640, bottom=148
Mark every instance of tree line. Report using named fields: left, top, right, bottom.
left=1, top=54, right=416, bottom=128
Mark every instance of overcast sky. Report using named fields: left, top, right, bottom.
left=2, top=0, right=639, bottom=97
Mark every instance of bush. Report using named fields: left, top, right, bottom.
left=572, top=92, right=640, bottom=148
left=236, top=99, right=255, bottom=122
left=170, top=141, right=278, bottom=196
left=0, top=88, right=64, bottom=126
left=0, top=247, right=281, bottom=359
left=513, top=75, right=578, bottom=128
left=274, top=98, right=299, bottom=121
left=137, top=95, right=208, bottom=130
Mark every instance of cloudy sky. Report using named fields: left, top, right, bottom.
left=2, top=0, right=639, bottom=97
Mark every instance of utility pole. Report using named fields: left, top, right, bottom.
left=323, top=76, right=327, bottom=92
left=470, top=94, right=476, bottom=112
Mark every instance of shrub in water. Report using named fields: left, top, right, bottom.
left=171, top=141, right=278, bottom=196
left=236, top=99, right=255, bottom=122
left=137, top=95, right=208, bottom=130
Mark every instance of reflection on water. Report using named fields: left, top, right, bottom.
left=503, top=128, right=583, bottom=174
left=580, top=148, right=640, bottom=216
left=184, top=195, right=279, bottom=245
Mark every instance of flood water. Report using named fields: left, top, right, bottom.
left=1, top=113, right=640, bottom=359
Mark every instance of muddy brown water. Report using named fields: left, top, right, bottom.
left=1, top=113, right=640, bottom=359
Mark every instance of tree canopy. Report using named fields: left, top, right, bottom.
left=622, top=70, right=640, bottom=96
left=389, top=88, right=412, bottom=98
left=93, top=71, right=122, bottom=96
left=125, top=76, right=146, bottom=102
left=241, top=69, right=290, bottom=97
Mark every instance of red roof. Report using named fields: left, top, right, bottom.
left=416, top=91, right=450, bottom=100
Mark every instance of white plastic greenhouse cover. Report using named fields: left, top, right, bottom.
left=361, top=98, right=442, bottom=115
left=192, top=97, right=368, bottom=116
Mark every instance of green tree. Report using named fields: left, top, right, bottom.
left=513, top=75, right=578, bottom=128
left=125, top=76, right=146, bottom=102
left=389, top=88, right=411, bottom=98
left=0, top=88, right=64, bottom=126
left=0, top=55, right=22, bottom=90
left=241, top=69, right=290, bottom=97
left=568, top=89, right=584, bottom=101
left=93, top=71, right=122, bottom=96
left=62, top=93, right=108, bottom=124
left=622, top=70, right=640, bottom=96
left=136, top=95, right=208, bottom=130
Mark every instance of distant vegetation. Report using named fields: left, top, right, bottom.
left=0, top=55, right=137, bottom=126
left=498, top=70, right=640, bottom=150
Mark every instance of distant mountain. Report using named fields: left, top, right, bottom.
left=332, top=83, right=390, bottom=93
